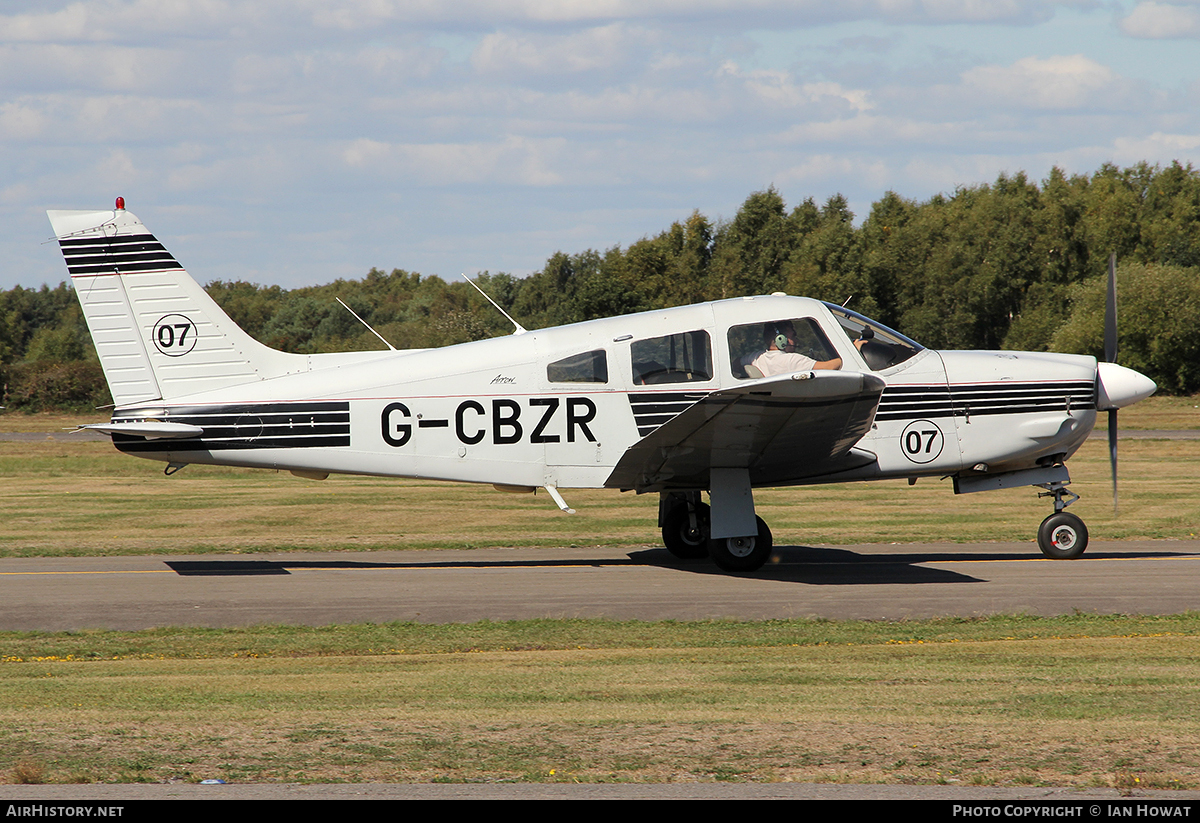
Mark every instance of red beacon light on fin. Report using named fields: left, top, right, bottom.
left=115, top=197, right=125, bottom=211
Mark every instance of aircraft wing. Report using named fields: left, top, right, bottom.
left=606, top=370, right=885, bottom=492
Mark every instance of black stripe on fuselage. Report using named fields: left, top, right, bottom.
left=629, top=391, right=708, bottom=436
left=875, top=381, right=1096, bottom=422
left=58, top=232, right=183, bottom=276
left=109, top=402, right=350, bottom=453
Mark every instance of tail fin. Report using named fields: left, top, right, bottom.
left=47, top=203, right=300, bottom=407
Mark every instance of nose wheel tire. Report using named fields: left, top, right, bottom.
left=709, top=516, right=773, bottom=572
left=1037, top=512, right=1088, bottom=559
left=662, top=502, right=711, bottom=559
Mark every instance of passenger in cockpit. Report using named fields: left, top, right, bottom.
left=749, top=320, right=843, bottom=376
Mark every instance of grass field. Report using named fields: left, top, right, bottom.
left=2, top=615, right=1200, bottom=787
left=0, top=400, right=1198, bottom=787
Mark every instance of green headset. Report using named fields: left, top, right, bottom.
left=768, top=322, right=792, bottom=350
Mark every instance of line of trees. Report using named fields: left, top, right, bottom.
left=3, top=160, right=1200, bottom=411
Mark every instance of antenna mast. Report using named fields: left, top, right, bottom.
left=336, top=298, right=396, bottom=351
left=460, top=273, right=527, bottom=335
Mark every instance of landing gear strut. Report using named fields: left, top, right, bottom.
left=659, top=470, right=776, bottom=573
left=1035, top=480, right=1088, bottom=559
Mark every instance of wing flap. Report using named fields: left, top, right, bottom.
left=606, top=371, right=885, bottom=492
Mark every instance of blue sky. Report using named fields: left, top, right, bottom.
left=5, top=1, right=1200, bottom=291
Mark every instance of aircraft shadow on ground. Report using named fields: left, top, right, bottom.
left=165, top=546, right=1188, bottom=584
left=164, top=553, right=978, bottom=585
left=164, top=557, right=644, bottom=577
left=630, top=546, right=988, bottom=585
left=636, top=545, right=1194, bottom=585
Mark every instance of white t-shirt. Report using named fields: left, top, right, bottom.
left=750, top=349, right=816, bottom=377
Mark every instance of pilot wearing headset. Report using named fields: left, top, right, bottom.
left=750, top=320, right=843, bottom=376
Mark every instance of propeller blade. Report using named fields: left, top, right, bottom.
left=1104, top=252, right=1119, bottom=514
left=1108, top=408, right=1118, bottom=515
left=1104, top=251, right=1118, bottom=364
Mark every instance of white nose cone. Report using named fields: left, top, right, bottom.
left=1097, top=362, right=1157, bottom=410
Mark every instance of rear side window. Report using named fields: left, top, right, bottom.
left=548, top=350, right=608, bottom=383
left=631, top=330, right=712, bottom=385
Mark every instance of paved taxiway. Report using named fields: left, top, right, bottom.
left=2, top=541, right=1198, bottom=629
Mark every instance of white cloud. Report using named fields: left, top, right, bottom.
left=422, top=0, right=1084, bottom=26
left=0, top=0, right=1088, bottom=42
left=961, top=55, right=1127, bottom=110
left=161, top=147, right=304, bottom=195
left=775, top=153, right=890, bottom=193
left=0, top=3, right=92, bottom=41
left=0, top=0, right=243, bottom=43
left=0, top=181, right=33, bottom=205
left=72, top=94, right=211, bottom=141
left=1119, top=2, right=1200, bottom=39
left=88, top=147, right=141, bottom=189
left=0, top=100, right=48, bottom=139
left=716, top=61, right=875, bottom=117
left=778, top=113, right=951, bottom=146
left=0, top=92, right=215, bottom=146
left=342, top=136, right=567, bottom=186
left=471, top=23, right=647, bottom=76
left=1113, top=131, right=1200, bottom=159
left=350, top=44, right=445, bottom=82
left=0, top=43, right=195, bottom=94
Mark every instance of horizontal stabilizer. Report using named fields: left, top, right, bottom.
left=82, top=421, right=205, bottom=440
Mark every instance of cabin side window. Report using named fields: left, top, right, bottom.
left=727, top=318, right=838, bottom=378
left=547, top=350, right=609, bottom=383
left=630, top=330, right=712, bottom=385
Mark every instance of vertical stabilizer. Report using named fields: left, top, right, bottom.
left=47, top=204, right=299, bottom=407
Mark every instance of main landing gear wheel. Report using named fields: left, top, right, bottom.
left=1037, top=512, right=1088, bottom=559
left=708, top=516, right=773, bottom=572
left=661, top=502, right=711, bottom=560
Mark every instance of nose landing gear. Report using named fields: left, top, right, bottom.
left=1035, top=480, right=1088, bottom=559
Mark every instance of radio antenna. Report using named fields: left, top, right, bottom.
left=336, top=297, right=396, bottom=351
left=460, top=273, right=527, bottom=335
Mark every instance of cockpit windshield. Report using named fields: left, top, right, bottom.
left=824, top=304, right=924, bottom=371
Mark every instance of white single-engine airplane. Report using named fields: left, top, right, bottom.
left=48, top=200, right=1156, bottom=572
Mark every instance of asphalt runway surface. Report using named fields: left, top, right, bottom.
left=3, top=540, right=1199, bottom=630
